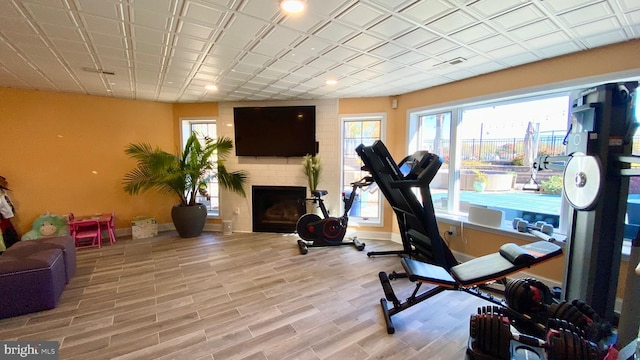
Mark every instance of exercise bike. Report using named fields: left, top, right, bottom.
left=296, top=176, right=374, bottom=255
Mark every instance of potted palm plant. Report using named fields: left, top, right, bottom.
left=123, top=133, right=248, bottom=238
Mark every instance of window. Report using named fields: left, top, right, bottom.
left=181, top=119, right=220, bottom=217
left=341, top=114, right=384, bottom=225
left=626, top=87, right=639, bottom=240
left=409, top=111, right=453, bottom=211
left=410, top=94, right=571, bottom=232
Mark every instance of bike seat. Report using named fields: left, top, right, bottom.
left=311, top=190, right=328, bottom=198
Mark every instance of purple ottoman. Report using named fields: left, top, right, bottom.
left=0, top=248, right=66, bottom=319
left=8, top=236, right=76, bottom=283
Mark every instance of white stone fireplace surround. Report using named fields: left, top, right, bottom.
left=216, top=99, right=340, bottom=233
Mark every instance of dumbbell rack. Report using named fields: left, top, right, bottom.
left=467, top=338, right=546, bottom=360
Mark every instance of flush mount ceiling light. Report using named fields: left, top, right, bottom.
left=205, top=84, right=218, bottom=91
left=325, top=79, right=337, bottom=86
left=280, top=0, right=305, bottom=13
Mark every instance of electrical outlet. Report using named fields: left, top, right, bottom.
left=449, top=226, right=457, bottom=236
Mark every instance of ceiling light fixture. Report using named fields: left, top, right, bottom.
left=205, top=84, right=218, bottom=91
left=280, top=0, right=304, bottom=13
left=325, top=79, right=337, bottom=86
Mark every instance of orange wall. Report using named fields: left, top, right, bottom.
left=337, top=95, right=399, bottom=234
left=0, top=88, right=176, bottom=234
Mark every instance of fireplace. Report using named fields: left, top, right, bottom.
left=252, top=186, right=306, bottom=233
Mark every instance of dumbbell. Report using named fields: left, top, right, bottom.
left=505, top=278, right=553, bottom=313
left=512, top=218, right=556, bottom=242
left=504, top=278, right=554, bottom=337
left=548, top=300, right=612, bottom=343
left=469, top=306, right=601, bottom=360
left=505, top=279, right=611, bottom=343
left=512, top=218, right=554, bottom=235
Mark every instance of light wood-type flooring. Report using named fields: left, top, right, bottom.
left=0, top=231, right=497, bottom=359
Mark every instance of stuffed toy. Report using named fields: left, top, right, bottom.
left=22, top=212, right=69, bottom=240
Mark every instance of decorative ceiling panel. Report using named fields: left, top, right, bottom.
left=0, top=0, right=637, bottom=102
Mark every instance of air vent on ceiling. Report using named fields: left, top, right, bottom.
left=448, top=57, right=466, bottom=65
left=82, top=67, right=116, bottom=76
left=433, top=57, right=467, bottom=68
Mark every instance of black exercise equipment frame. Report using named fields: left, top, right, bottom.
left=356, top=140, right=563, bottom=335
left=356, top=142, right=458, bottom=268
left=296, top=176, right=373, bottom=254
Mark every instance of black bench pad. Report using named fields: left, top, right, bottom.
left=402, top=241, right=562, bottom=287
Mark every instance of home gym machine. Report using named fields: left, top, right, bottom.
left=467, top=81, right=639, bottom=359
left=296, top=176, right=373, bottom=254
left=529, top=81, right=640, bottom=356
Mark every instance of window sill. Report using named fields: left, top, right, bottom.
left=435, top=212, right=567, bottom=246
left=436, top=213, right=637, bottom=260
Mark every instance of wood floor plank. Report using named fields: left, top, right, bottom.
left=0, top=231, right=498, bottom=359
left=262, top=321, right=340, bottom=360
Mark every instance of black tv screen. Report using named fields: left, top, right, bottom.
left=233, top=106, right=316, bottom=157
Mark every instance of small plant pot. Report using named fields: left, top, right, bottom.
left=473, top=181, right=486, bottom=192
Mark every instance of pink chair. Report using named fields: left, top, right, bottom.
left=71, top=220, right=101, bottom=249
left=105, top=212, right=116, bottom=245
left=67, top=213, right=75, bottom=236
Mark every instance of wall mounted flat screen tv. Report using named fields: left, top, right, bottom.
left=233, top=106, right=317, bottom=157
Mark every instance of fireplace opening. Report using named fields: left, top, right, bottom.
left=252, top=186, right=306, bottom=233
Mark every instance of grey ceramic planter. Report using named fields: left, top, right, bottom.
left=171, top=204, right=207, bottom=238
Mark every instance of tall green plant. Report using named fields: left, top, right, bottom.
left=123, top=133, right=248, bottom=206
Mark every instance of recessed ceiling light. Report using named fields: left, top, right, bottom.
left=280, top=0, right=304, bottom=13
left=205, top=84, right=218, bottom=91
left=325, top=79, right=337, bottom=86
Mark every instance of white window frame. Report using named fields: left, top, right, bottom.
left=181, top=118, right=220, bottom=218
left=340, top=113, right=386, bottom=226
left=409, top=93, right=573, bottom=235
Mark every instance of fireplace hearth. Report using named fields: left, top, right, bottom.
left=252, top=186, right=306, bottom=233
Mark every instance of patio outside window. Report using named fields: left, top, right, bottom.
left=410, top=94, right=571, bottom=232
left=341, top=115, right=384, bottom=226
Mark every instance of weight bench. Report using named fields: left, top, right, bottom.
left=380, top=241, right=561, bottom=333
left=355, top=140, right=563, bottom=334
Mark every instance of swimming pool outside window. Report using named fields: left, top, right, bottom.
left=410, top=94, right=571, bottom=231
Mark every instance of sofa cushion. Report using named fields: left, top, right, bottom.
left=0, top=248, right=66, bottom=319
left=6, top=236, right=76, bottom=282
